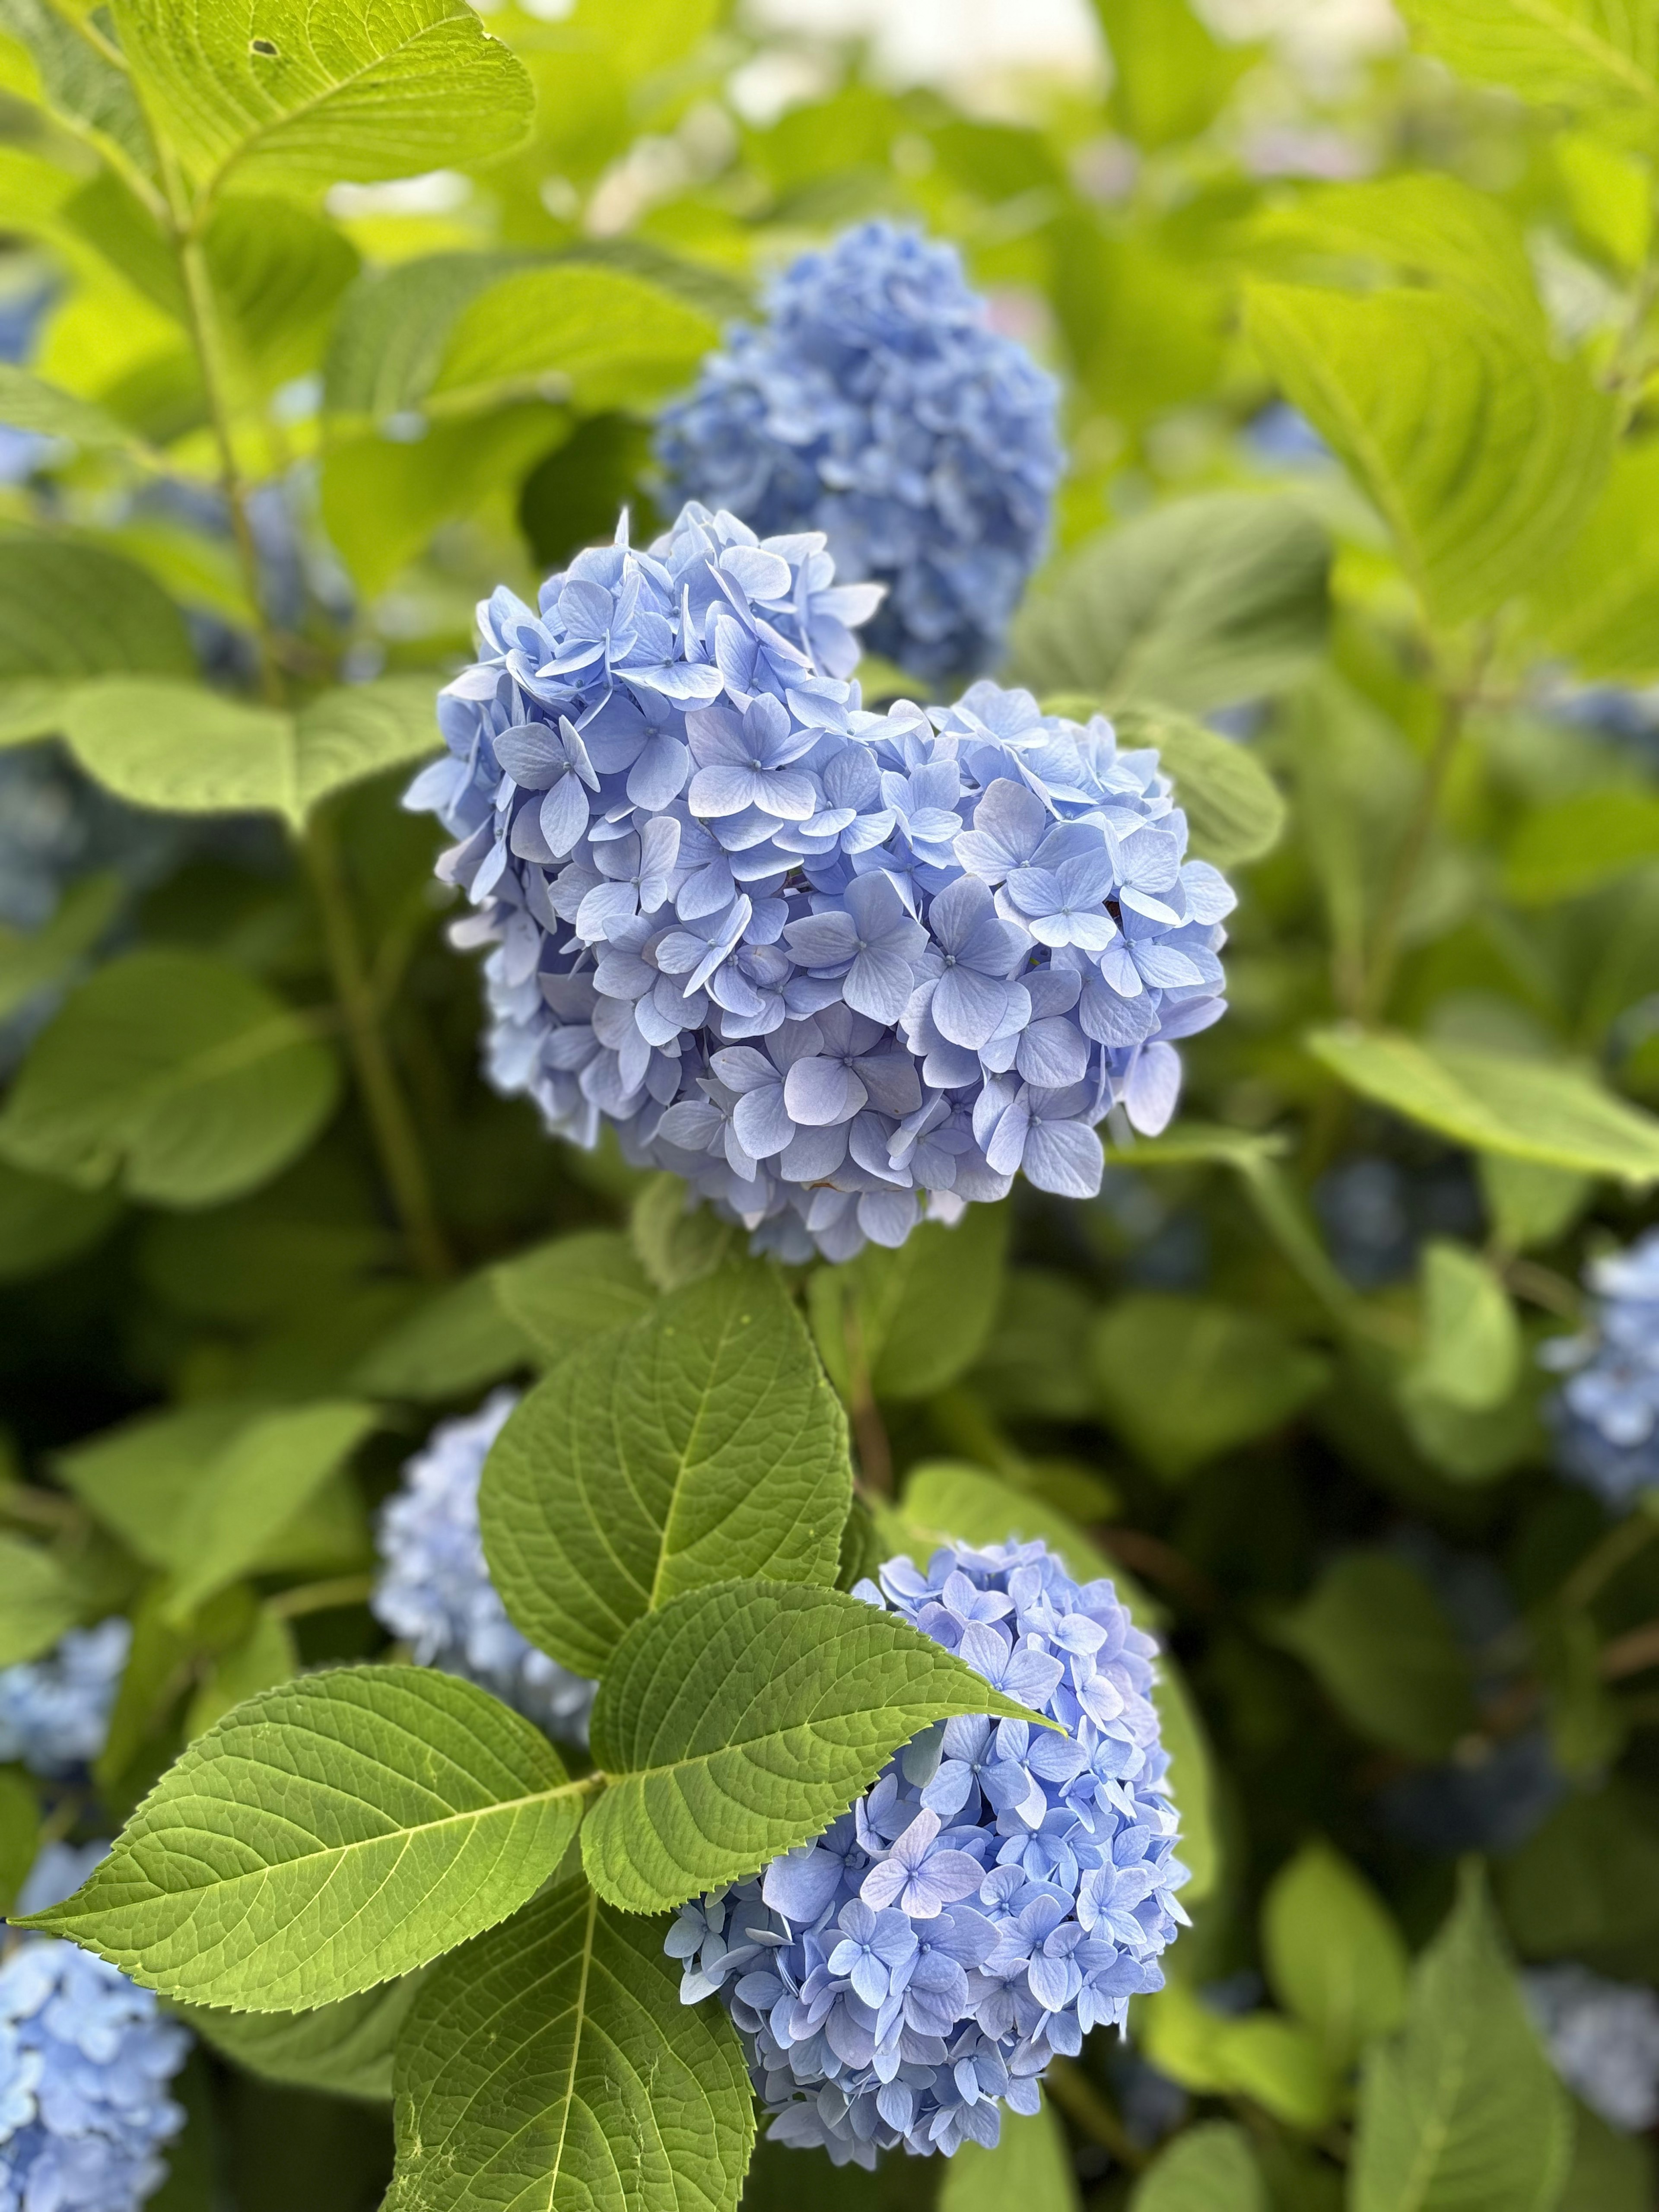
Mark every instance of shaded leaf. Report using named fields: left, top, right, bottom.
left=1129, top=2120, right=1268, bottom=2212
left=0, top=534, right=192, bottom=683
left=809, top=1203, right=1010, bottom=1404
left=1274, top=1552, right=1474, bottom=1759
left=940, top=2095, right=1078, bottom=2212
left=0, top=1158, right=121, bottom=1281
left=1092, top=1294, right=1330, bottom=1479
left=0, top=1532, right=81, bottom=1667
left=1504, top=788, right=1659, bottom=904
left=1262, top=1842, right=1410, bottom=2069
left=181, top=1971, right=429, bottom=2102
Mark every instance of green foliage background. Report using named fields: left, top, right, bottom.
left=2, top=1, right=1659, bottom=2209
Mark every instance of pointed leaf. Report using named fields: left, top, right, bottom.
left=1262, top=1842, right=1410, bottom=2069
left=0, top=534, right=192, bottom=681
left=387, top=1876, right=754, bottom=2212
left=24, top=1666, right=590, bottom=2010
left=582, top=1581, right=1037, bottom=1913
left=0, top=1533, right=81, bottom=1667
left=182, top=1970, right=426, bottom=2101
left=483, top=1263, right=851, bottom=1677
left=1396, top=0, right=1659, bottom=125
left=1274, top=1551, right=1475, bottom=1759
left=0, top=365, right=151, bottom=455
left=1128, top=2122, right=1268, bottom=2212
left=941, top=2096, right=1079, bottom=2212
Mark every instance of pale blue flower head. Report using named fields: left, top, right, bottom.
left=0, top=1621, right=131, bottom=1781
left=1524, top=1964, right=1659, bottom=2133
left=372, top=1391, right=595, bottom=1746
left=0, top=1843, right=190, bottom=2212
left=405, top=504, right=1233, bottom=1262
left=1541, top=1229, right=1659, bottom=1506
left=655, top=222, right=1062, bottom=680
left=667, top=1537, right=1187, bottom=2167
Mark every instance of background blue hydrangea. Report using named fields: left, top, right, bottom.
left=1541, top=1229, right=1659, bottom=1505
left=1524, top=1963, right=1659, bottom=2133
left=666, top=1537, right=1187, bottom=2167
left=404, top=500, right=1232, bottom=1263
left=654, top=222, right=1062, bottom=682
left=0, top=1622, right=131, bottom=1781
left=372, top=1391, right=596, bottom=1745
left=1, top=1842, right=190, bottom=2212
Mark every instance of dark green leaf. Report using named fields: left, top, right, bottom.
left=1274, top=1552, right=1474, bottom=1759
left=0, top=1158, right=121, bottom=1281
left=491, top=1228, right=655, bottom=1362
left=0, top=1532, right=81, bottom=1667
left=181, top=1972, right=429, bottom=2102
left=1092, top=1294, right=1330, bottom=1478
left=809, top=1203, right=1010, bottom=1404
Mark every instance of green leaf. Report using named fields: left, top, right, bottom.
left=491, top=1228, right=655, bottom=1362
left=203, top=195, right=360, bottom=389
left=1262, top=1842, right=1410, bottom=2069
left=184, top=1605, right=299, bottom=1738
left=1561, top=2100, right=1656, bottom=2212
left=581, top=1580, right=1036, bottom=1913
left=1351, top=1864, right=1571, bottom=2212
left=426, top=263, right=720, bottom=420
left=1533, top=444, right=1659, bottom=679
left=1307, top=1026, right=1659, bottom=1183
left=0, top=950, right=340, bottom=1207
left=1118, top=702, right=1287, bottom=868
left=0, top=0, right=150, bottom=176
left=1137, top=1981, right=1341, bottom=2129
left=1007, top=493, right=1330, bottom=715
left=1244, top=283, right=1612, bottom=627
left=1497, top=1780, right=1659, bottom=1958
left=940, top=2095, right=1079, bottom=2212
left=0, top=364, right=151, bottom=455
left=1396, top=0, right=1659, bottom=125
left=1479, top=1156, right=1592, bottom=1251
left=349, top=1269, right=535, bottom=1401
left=1557, top=130, right=1653, bottom=270
left=108, top=0, right=534, bottom=197
left=0, top=1158, right=121, bottom=1281
left=1273, top=1552, right=1474, bottom=1760
left=482, top=1263, right=851, bottom=1677
left=0, top=874, right=121, bottom=1024
left=1504, top=788, right=1659, bottom=903
left=0, top=534, right=193, bottom=683
left=1408, top=1240, right=1522, bottom=1412
left=898, top=1460, right=1116, bottom=1582
left=26, top=1666, right=590, bottom=2011
left=630, top=1173, right=739, bottom=1292
left=0, top=1532, right=81, bottom=1667
left=0, top=1768, right=41, bottom=1916
left=387, top=1875, right=754, bottom=2212
left=323, top=250, right=531, bottom=420
left=1095, top=0, right=1253, bottom=150
left=1128, top=2121, right=1268, bottom=2212
left=1092, top=1294, right=1330, bottom=1479
left=808, top=1203, right=1010, bottom=1404
left=60, top=675, right=440, bottom=828
left=181, top=1971, right=428, bottom=2102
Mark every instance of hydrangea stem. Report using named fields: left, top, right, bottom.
left=304, top=810, right=452, bottom=1281
left=1044, top=2056, right=1146, bottom=2170
left=1562, top=1513, right=1659, bottom=1612
left=1357, top=685, right=1466, bottom=1025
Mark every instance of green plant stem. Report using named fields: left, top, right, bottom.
left=1357, top=682, right=1467, bottom=1026
left=1044, top=2056, right=1147, bottom=2170
left=1602, top=1619, right=1659, bottom=1681
left=842, top=1304, right=893, bottom=1495
left=1561, top=1512, right=1659, bottom=1612
left=304, top=810, right=452, bottom=1281
left=267, top=1573, right=376, bottom=1621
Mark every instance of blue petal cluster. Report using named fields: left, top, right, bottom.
left=1524, top=1964, right=1659, bottom=2133
left=667, top=1538, right=1187, bottom=2166
left=0, top=1622, right=131, bottom=1781
left=405, top=501, right=1232, bottom=1262
left=1, top=1844, right=190, bottom=2212
left=1541, top=1230, right=1659, bottom=1505
left=372, top=1392, right=595, bottom=1745
left=654, top=222, right=1062, bottom=680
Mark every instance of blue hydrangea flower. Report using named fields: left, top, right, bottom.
left=1, top=1843, right=190, bottom=2212
left=404, top=501, right=1233, bottom=1263
left=372, top=1392, right=595, bottom=1745
left=666, top=1538, right=1187, bottom=2167
left=0, top=1622, right=131, bottom=1781
left=1540, top=1230, right=1659, bottom=1506
left=1524, top=1964, right=1659, bottom=2133
left=654, top=223, right=1062, bottom=680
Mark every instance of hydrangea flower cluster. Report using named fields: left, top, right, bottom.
left=666, top=1538, right=1187, bottom=2166
left=1, top=1843, right=190, bottom=2212
left=654, top=222, right=1062, bottom=680
left=371, top=1392, right=595, bottom=1745
left=1540, top=1230, right=1659, bottom=1506
left=405, top=501, right=1232, bottom=1262
left=1523, top=1964, right=1659, bottom=2133
left=0, top=1621, right=131, bottom=1780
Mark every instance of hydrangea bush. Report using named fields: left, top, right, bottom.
left=1524, top=1965, right=1659, bottom=2134
left=669, top=1538, right=1185, bottom=2164
left=403, top=501, right=1231, bottom=1261
left=655, top=224, right=1062, bottom=681
left=1542, top=1231, right=1659, bottom=1505
left=0, top=1623, right=132, bottom=1781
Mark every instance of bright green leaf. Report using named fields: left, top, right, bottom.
left=0, top=950, right=340, bottom=1207
left=0, top=535, right=193, bottom=685
left=1245, top=283, right=1612, bottom=627
left=25, top=1667, right=590, bottom=2010
left=482, top=1264, right=851, bottom=1677
left=1118, top=702, right=1287, bottom=868
left=1396, top=0, right=1659, bottom=126
left=1557, top=130, right=1653, bottom=270
left=60, top=675, right=440, bottom=828
left=1410, top=1239, right=1522, bottom=1412
left=1008, top=493, right=1330, bottom=714
left=108, top=0, right=534, bottom=198
left=1274, top=1552, right=1474, bottom=1759
left=0, top=364, right=151, bottom=455
left=1478, top=1155, right=1592, bottom=1251
left=1129, top=2121, right=1268, bottom=2212
left=1137, top=1980, right=1340, bottom=2130
left=941, top=2094, right=1079, bottom=2212
left=1535, top=443, right=1659, bottom=680
left=386, top=1876, right=755, bottom=2212
left=0, top=1532, right=81, bottom=1668
left=582, top=1580, right=1036, bottom=1913
left=0, top=0, right=150, bottom=176
left=1504, top=788, right=1659, bottom=903
left=1351, top=1865, right=1571, bottom=2212
left=181, top=1970, right=428, bottom=2103
left=1095, top=0, right=1253, bottom=150
left=1092, top=1294, right=1329, bottom=1478
left=1307, top=1026, right=1659, bottom=1183
left=1262, top=1842, right=1410, bottom=2068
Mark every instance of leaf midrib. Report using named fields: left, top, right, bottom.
left=1504, top=0, right=1659, bottom=102
left=544, top=1883, right=599, bottom=2212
